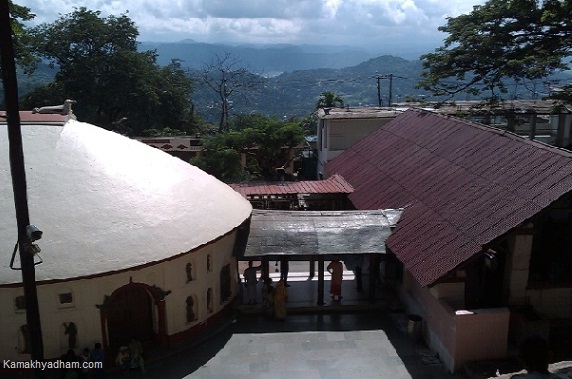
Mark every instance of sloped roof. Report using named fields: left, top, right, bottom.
left=1, top=119, right=251, bottom=285
left=325, top=109, right=572, bottom=287
left=231, top=174, right=354, bottom=197
left=244, top=209, right=402, bottom=258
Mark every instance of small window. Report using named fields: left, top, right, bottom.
left=14, top=296, right=26, bottom=312
left=207, top=254, right=212, bottom=272
left=57, top=289, right=75, bottom=309
left=59, top=293, right=73, bottom=304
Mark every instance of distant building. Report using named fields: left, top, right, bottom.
left=316, top=107, right=402, bottom=178
left=231, top=174, right=354, bottom=210
left=135, top=136, right=204, bottom=162
left=326, top=109, right=572, bottom=372
left=0, top=113, right=251, bottom=363
left=317, top=101, right=572, bottom=178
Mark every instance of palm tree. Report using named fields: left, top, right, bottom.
left=316, top=91, right=344, bottom=109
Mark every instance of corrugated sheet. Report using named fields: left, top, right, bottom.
left=326, top=109, right=572, bottom=287
left=231, top=174, right=354, bottom=197
left=244, top=209, right=402, bottom=258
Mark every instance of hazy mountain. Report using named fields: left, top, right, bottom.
left=16, top=42, right=572, bottom=122
left=138, top=40, right=375, bottom=72
left=191, top=55, right=428, bottom=119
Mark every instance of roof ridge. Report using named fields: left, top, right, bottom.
left=408, top=108, right=572, bottom=158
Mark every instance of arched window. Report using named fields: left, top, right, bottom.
left=207, top=288, right=213, bottom=313
left=186, top=296, right=197, bottom=323
left=185, top=262, right=194, bottom=283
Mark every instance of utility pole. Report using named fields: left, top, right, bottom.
left=376, top=76, right=382, bottom=107
left=388, top=74, right=393, bottom=107
left=372, top=73, right=404, bottom=107
left=0, top=3, right=45, bottom=378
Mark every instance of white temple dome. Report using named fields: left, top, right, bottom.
left=0, top=119, right=252, bottom=284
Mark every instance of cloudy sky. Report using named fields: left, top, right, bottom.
left=19, top=0, right=485, bottom=54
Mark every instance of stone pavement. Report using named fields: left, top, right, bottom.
left=114, top=269, right=459, bottom=379
left=135, top=311, right=456, bottom=379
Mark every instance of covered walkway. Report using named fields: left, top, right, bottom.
left=239, top=209, right=402, bottom=306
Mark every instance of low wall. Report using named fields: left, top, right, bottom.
left=400, top=271, right=510, bottom=372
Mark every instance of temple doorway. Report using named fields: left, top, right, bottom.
left=106, top=284, right=155, bottom=355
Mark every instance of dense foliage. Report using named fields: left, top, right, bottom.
left=418, top=0, right=572, bottom=100
left=20, top=8, right=194, bottom=136
left=191, top=115, right=307, bottom=182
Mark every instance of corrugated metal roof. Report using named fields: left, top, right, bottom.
left=244, top=209, right=402, bottom=258
left=231, top=174, right=354, bottom=197
left=325, top=109, right=572, bottom=287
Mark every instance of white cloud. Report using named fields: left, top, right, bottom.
left=19, top=0, right=487, bottom=51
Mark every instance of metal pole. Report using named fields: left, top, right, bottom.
left=317, top=258, right=325, bottom=305
left=376, top=77, right=382, bottom=107
left=0, top=3, right=45, bottom=377
left=388, top=74, right=393, bottom=107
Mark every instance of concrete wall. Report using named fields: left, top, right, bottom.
left=0, top=231, right=239, bottom=361
left=506, top=229, right=533, bottom=306
left=317, top=117, right=394, bottom=177
left=527, top=287, right=572, bottom=319
left=401, top=270, right=509, bottom=372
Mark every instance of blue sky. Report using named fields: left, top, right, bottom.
left=19, top=0, right=486, bottom=55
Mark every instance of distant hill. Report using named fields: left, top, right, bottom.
left=16, top=41, right=572, bottom=121
left=138, top=40, right=375, bottom=73
left=190, top=55, right=428, bottom=119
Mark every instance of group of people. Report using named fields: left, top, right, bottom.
left=244, top=261, right=288, bottom=320
left=243, top=258, right=346, bottom=318
left=115, top=337, right=146, bottom=374
left=60, top=343, right=105, bottom=379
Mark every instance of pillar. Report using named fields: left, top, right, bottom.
left=317, top=258, right=325, bottom=305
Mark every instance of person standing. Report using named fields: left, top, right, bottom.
left=274, top=279, right=288, bottom=320
left=327, top=258, right=344, bottom=301
left=243, top=261, right=261, bottom=305
left=91, top=342, right=105, bottom=379
left=280, top=257, right=290, bottom=287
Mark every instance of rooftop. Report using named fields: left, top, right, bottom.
left=326, top=109, right=572, bottom=286
left=0, top=119, right=251, bottom=285
left=231, top=174, right=354, bottom=197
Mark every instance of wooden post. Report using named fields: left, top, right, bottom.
left=317, top=258, right=325, bottom=305
left=369, top=255, right=378, bottom=303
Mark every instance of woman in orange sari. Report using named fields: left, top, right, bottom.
left=327, top=259, right=344, bottom=301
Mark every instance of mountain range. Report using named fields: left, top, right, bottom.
left=17, top=41, right=572, bottom=121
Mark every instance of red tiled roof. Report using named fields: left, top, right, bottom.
left=231, top=174, right=354, bottom=197
left=326, top=109, right=572, bottom=287
left=0, top=111, right=68, bottom=124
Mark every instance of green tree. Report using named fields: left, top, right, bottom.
left=316, top=91, right=344, bottom=109
left=418, top=0, right=572, bottom=100
left=191, top=115, right=306, bottom=182
left=5, top=1, right=37, bottom=72
left=22, top=8, right=194, bottom=135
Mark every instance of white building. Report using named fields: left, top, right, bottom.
left=0, top=112, right=251, bottom=362
left=316, top=107, right=402, bottom=178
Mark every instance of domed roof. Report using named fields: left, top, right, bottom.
left=0, top=119, right=251, bottom=284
